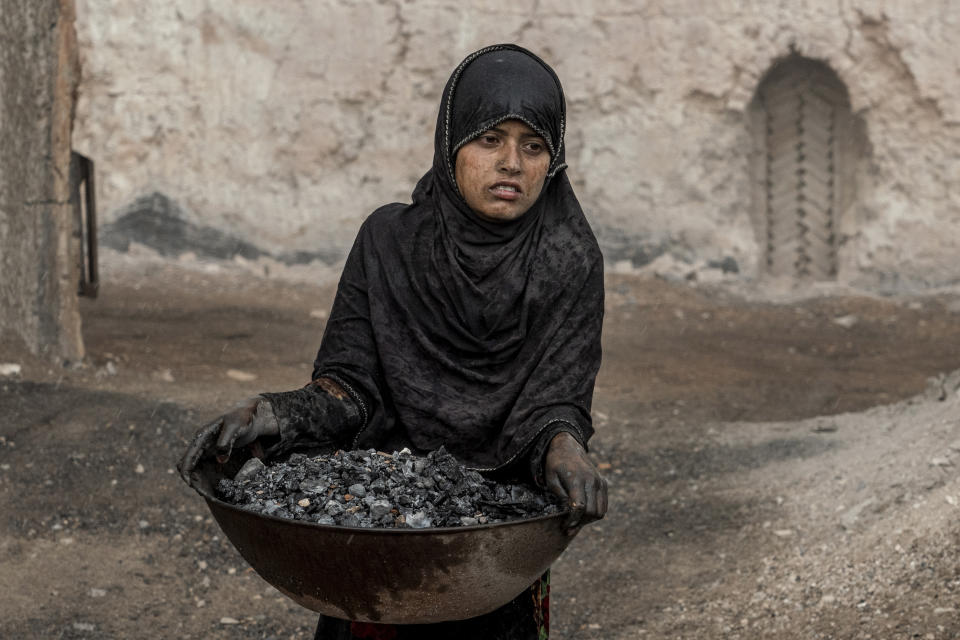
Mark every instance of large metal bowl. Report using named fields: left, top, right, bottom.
left=189, top=458, right=573, bottom=624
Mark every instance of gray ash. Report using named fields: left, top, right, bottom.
left=215, top=447, right=562, bottom=528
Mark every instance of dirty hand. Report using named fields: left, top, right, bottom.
left=544, top=431, right=608, bottom=534
left=177, top=396, right=278, bottom=483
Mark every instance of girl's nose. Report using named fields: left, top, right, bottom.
left=498, top=142, right=522, bottom=173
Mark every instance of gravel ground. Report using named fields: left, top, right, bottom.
left=2, top=256, right=960, bottom=638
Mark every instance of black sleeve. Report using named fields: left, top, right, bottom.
left=258, top=377, right=366, bottom=457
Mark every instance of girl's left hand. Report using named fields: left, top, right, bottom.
left=543, top=432, right=608, bottom=534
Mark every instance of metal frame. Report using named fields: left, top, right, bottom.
left=71, top=152, right=98, bottom=298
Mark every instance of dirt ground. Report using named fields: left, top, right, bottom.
left=3, top=256, right=960, bottom=639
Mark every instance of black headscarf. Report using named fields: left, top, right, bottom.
left=313, top=44, right=604, bottom=471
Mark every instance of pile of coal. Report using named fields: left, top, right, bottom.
left=215, top=447, right=562, bottom=528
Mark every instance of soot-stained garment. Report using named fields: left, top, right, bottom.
left=313, top=572, right=550, bottom=640
left=310, top=44, right=601, bottom=639
left=314, top=44, right=604, bottom=475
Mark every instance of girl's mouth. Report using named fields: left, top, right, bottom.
left=490, top=183, right=522, bottom=200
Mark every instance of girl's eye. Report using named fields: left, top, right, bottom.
left=525, top=141, right=544, bottom=153
left=481, top=134, right=499, bottom=144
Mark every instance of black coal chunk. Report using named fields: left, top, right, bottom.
left=215, top=446, right=562, bottom=529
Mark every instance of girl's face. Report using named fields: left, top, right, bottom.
left=454, top=119, right=550, bottom=222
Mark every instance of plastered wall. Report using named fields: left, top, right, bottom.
left=73, top=1, right=960, bottom=289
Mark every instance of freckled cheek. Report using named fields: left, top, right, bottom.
left=525, top=160, right=549, bottom=190
left=456, top=158, right=481, bottom=198
left=469, top=158, right=486, bottom=177
left=468, top=163, right=488, bottom=195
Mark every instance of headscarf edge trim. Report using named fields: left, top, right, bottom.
left=469, top=417, right=585, bottom=473
left=451, top=113, right=556, bottom=165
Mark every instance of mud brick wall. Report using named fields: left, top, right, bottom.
left=73, top=1, right=960, bottom=288
left=0, top=0, right=83, bottom=361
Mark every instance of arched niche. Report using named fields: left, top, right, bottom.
left=748, top=55, right=863, bottom=281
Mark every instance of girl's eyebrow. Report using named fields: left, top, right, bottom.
left=486, top=126, right=545, bottom=140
